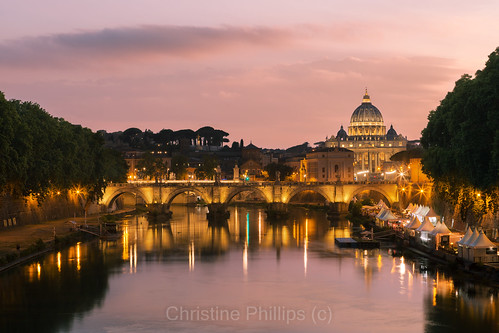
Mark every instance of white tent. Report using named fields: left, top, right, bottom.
left=429, top=221, right=452, bottom=248
left=425, top=207, right=439, bottom=224
left=416, top=216, right=435, bottom=244
left=377, top=200, right=389, bottom=210
left=463, top=228, right=480, bottom=261
left=457, top=227, right=473, bottom=258
left=457, top=227, right=473, bottom=246
left=406, top=215, right=421, bottom=229
left=429, top=221, right=451, bottom=236
left=376, top=208, right=388, bottom=219
left=404, top=215, right=421, bottom=237
left=464, top=228, right=480, bottom=246
left=405, top=203, right=414, bottom=212
left=469, top=230, right=496, bottom=248
left=379, top=210, right=397, bottom=221
left=416, top=217, right=435, bottom=232
left=467, top=230, right=498, bottom=263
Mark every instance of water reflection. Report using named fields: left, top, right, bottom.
left=0, top=206, right=497, bottom=332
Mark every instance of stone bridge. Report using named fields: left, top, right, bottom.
left=100, top=181, right=399, bottom=218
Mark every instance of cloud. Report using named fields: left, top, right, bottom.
left=2, top=54, right=460, bottom=148
left=0, top=25, right=293, bottom=68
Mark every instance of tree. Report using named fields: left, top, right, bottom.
left=421, top=47, right=499, bottom=219
left=136, top=152, right=169, bottom=182
left=264, top=163, right=294, bottom=181
left=171, top=154, right=188, bottom=180
left=195, top=155, right=219, bottom=180
left=0, top=92, right=128, bottom=203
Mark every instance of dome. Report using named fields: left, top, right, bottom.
left=336, top=125, right=348, bottom=140
left=348, top=89, right=386, bottom=138
left=386, top=124, right=398, bottom=140
left=350, top=91, right=384, bottom=125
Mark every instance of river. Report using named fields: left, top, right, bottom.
left=0, top=206, right=498, bottom=333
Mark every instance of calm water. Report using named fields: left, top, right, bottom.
left=1, top=206, right=498, bottom=333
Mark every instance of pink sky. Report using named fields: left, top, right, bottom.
left=1, top=1, right=498, bottom=148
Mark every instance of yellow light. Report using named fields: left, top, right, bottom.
left=57, top=191, right=61, bottom=195
left=477, top=193, right=481, bottom=198
left=402, top=188, right=406, bottom=192
left=76, top=190, right=80, bottom=194
left=420, top=189, right=424, bottom=193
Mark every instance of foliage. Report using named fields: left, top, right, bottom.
left=264, top=163, right=294, bottom=181
left=171, top=154, right=188, bottom=180
left=390, top=148, right=424, bottom=163
left=0, top=92, right=128, bottom=202
left=195, top=155, right=219, bottom=180
left=346, top=201, right=365, bottom=224
left=136, top=151, right=169, bottom=182
left=421, top=47, right=499, bottom=220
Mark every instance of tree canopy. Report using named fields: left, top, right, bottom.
left=421, top=47, right=499, bottom=218
left=0, top=92, right=127, bottom=201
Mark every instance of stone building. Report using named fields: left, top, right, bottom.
left=300, top=147, right=354, bottom=182
left=323, top=90, right=407, bottom=179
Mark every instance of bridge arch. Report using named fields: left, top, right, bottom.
left=104, top=187, right=150, bottom=208
left=224, top=186, right=272, bottom=205
left=283, top=186, right=333, bottom=204
left=346, top=185, right=395, bottom=205
left=165, top=187, right=211, bottom=206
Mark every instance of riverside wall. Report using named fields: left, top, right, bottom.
left=0, top=195, right=101, bottom=230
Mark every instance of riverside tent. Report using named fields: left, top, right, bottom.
left=429, top=221, right=452, bottom=248
left=416, top=216, right=435, bottom=244
left=425, top=207, right=440, bottom=225
left=467, top=230, right=498, bottom=263
left=376, top=208, right=397, bottom=227
left=377, top=200, right=389, bottom=210
left=404, top=215, right=421, bottom=237
left=457, top=227, right=473, bottom=258
left=463, top=228, right=480, bottom=261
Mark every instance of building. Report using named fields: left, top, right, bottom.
left=300, top=147, right=354, bottom=182
left=240, top=143, right=263, bottom=180
left=323, top=90, right=407, bottom=180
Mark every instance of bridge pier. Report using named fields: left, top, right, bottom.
left=146, top=203, right=172, bottom=221
left=326, top=202, right=349, bottom=220
left=266, top=202, right=289, bottom=220
left=206, top=203, right=230, bottom=222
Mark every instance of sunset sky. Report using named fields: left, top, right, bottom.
left=1, top=1, right=498, bottom=148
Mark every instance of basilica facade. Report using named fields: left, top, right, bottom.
left=323, top=90, right=407, bottom=180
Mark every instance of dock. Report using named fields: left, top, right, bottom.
left=335, top=237, right=380, bottom=249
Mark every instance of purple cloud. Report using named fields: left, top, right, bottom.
left=0, top=25, right=292, bottom=68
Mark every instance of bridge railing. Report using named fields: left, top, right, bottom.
left=112, top=180, right=399, bottom=187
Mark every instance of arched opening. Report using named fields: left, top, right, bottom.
left=225, top=188, right=268, bottom=205
left=108, top=192, right=146, bottom=211
left=169, top=191, right=202, bottom=206
left=350, top=189, right=390, bottom=207
left=288, top=190, right=328, bottom=205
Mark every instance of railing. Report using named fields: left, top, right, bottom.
left=113, top=180, right=399, bottom=187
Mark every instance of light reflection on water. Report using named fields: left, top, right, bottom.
left=0, top=205, right=498, bottom=333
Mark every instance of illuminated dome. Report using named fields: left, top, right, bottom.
left=348, top=90, right=386, bottom=138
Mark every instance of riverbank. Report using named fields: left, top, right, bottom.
left=0, top=209, right=134, bottom=271
left=394, top=235, right=499, bottom=288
